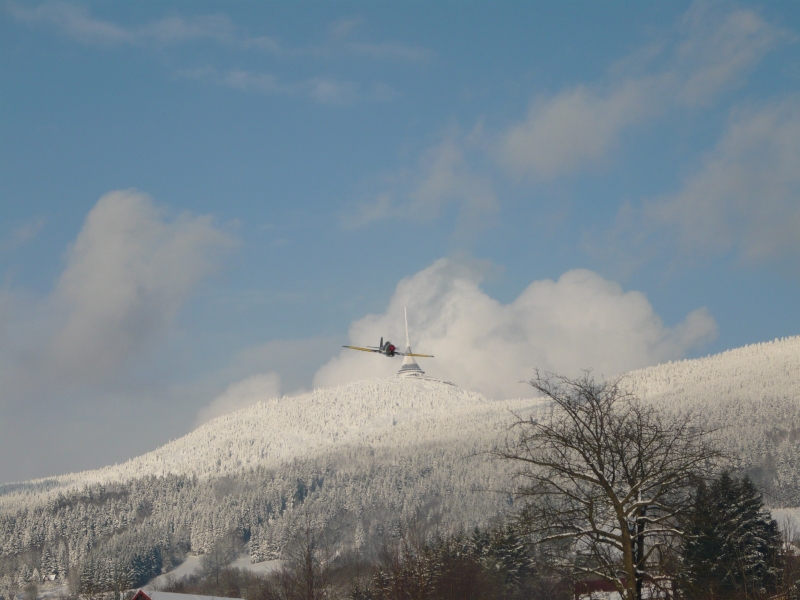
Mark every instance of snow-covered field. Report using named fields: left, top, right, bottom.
left=145, top=555, right=283, bottom=590
left=145, top=555, right=203, bottom=588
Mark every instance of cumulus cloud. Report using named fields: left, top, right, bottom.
left=313, top=258, right=717, bottom=399
left=0, top=190, right=236, bottom=482
left=496, top=5, right=785, bottom=179
left=196, top=372, right=281, bottom=425
left=3, top=189, right=235, bottom=394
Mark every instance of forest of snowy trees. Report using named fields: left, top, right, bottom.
left=0, top=446, right=520, bottom=600
left=155, top=472, right=797, bottom=600
left=1, top=337, right=800, bottom=599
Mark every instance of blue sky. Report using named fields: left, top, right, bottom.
left=2, top=1, right=800, bottom=483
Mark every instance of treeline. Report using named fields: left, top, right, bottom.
left=157, top=520, right=571, bottom=600
left=5, top=469, right=797, bottom=600
left=155, top=472, right=800, bottom=600
left=0, top=446, right=515, bottom=600
left=5, top=367, right=800, bottom=600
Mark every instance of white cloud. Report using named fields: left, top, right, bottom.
left=7, top=2, right=236, bottom=46
left=0, top=190, right=236, bottom=480
left=329, top=16, right=364, bottom=41
left=673, top=4, right=789, bottom=106
left=50, top=190, right=234, bottom=383
left=307, top=78, right=359, bottom=104
left=497, top=80, right=659, bottom=179
left=313, top=258, right=717, bottom=399
left=496, top=5, right=785, bottom=179
left=609, top=98, right=800, bottom=267
left=324, top=16, right=431, bottom=61
left=137, top=14, right=239, bottom=47
left=341, top=40, right=432, bottom=62
left=221, top=336, right=339, bottom=396
left=7, top=3, right=430, bottom=62
left=180, top=67, right=388, bottom=105
left=180, top=67, right=285, bottom=94
left=1, top=217, right=46, bottom=251
left=2, top=190, right=235, bottom=393
left=196, top=372, right=281, bottom=425
left=342, top=132, right=498, bottom=241
left=409, top=136, right=497, bottom=222
left=342, top=193, right=395, bottom=229
left=344, top=5, right=784, bottom=237
left=7, top=1, right=133, bottom=45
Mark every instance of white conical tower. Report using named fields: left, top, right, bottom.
left=397, top=307, right=426, bottom=378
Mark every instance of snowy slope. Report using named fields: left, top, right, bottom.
left=0, top=378, right=542, bottom=510
left=4, top=336, right=800, bottom=508
left=628, top=336, right=800, bottom=406
left=0, top=378, right=544, bottom=586
left=3, top=336, right=800, bottom=509
left=627, top=336, right=800, bottom=504
left=1, top=337, right=800, bottom=592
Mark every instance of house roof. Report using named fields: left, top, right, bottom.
left=134, top=590, right=244, bottom=600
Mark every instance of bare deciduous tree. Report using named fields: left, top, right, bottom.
left=497, top=371, right=723, bottom=600
left=273, top=515, right=337, bottom=600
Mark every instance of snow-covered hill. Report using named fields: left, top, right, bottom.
left=6, top=335, right=796, bottom=508
left=0, top=378, right=543, bottom=593
left=0, top=378, right=541, bottom=510
left=1, top=336, right=799, bottom=593
left=627, top=335, right=800, bottom=504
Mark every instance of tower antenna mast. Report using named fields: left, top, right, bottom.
left=404, top=307, right=410, bottom=349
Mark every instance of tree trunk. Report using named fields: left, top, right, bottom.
left=636, top=504, right=646, bottom=600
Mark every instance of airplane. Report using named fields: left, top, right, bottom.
left=342, top=309, right=434, bottom=359
left=342, top=337, right=434, bottom=358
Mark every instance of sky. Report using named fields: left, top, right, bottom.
left=2, top=1, right=800, bottom=484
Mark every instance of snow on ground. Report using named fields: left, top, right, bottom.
left=146, top=555, right=283, bottom=590
left=148, top=592, right=243, bottom=600
left=228, top=556, right=283, bottom=574
left=145, top=555, right=203, bottom=589
left=772, top=508, right=800, bottom=534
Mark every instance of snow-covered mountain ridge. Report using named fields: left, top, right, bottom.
left=628, top=335, right=800, bottom=402
left=0, top=378, right=543, bottom=586
left=3, top=335, right=800, bottom=509
left=627, top=335, right=800, bottom=504
left=0, top=378, right=541, bottom=510
left=4, top=335, right=800, bottom=508
left=1, top=337, right=799, bottom=591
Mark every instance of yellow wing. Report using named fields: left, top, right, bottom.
left=402, top=352, right=434, bottom=358
left=343, top=346, right=380, bottom=353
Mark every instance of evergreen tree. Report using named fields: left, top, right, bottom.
left=681, top=472, right=783, bottom=598
left=40, top=548, right=55, bottom=581
left=79, top=559, right=98, bottom=599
